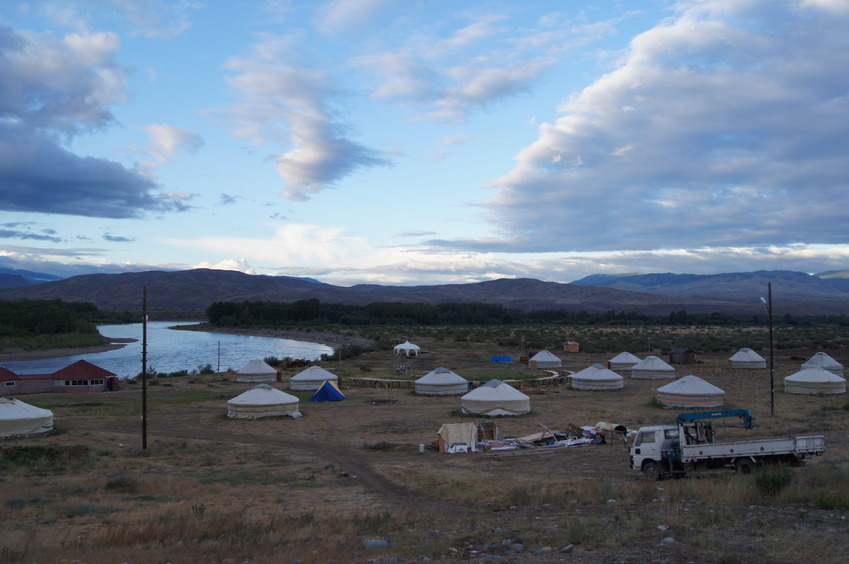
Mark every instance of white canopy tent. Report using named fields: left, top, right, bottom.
left=608, top=352, right=641, bottom=371
left=630, top=355, right=676, bottom=379
left=289, top=365, right=338, bottom=391
left=656, top=375, right=725, bottom=408
left=728, top=348, right=766, bottom=369
left=236, top=359, right=278, bottom=383
left=415, top=367, right=469, bottom=396
left=801, top=352, right=844, bottom=377
left=460, top=379, right=530, bottom=416
left=437, top=422, right=479, bottom=453
left=0, top=398, right=54, bottom=438
left=528, top=350, right=562, bottom=369
left=227, top=384, right=301, bottom=419
left=784, top=367, right=846, bottom=395
left=571, top=364, right=624, bottom=391
left=393, top=341, right=421, bottom=357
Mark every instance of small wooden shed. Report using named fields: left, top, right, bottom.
left=669, top=347, right=697, bottom=365
left=563, top=340, right=580, bottom=353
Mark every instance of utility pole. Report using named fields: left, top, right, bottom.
left=142, top=286, right=148, bottom=449
left=760, top=283, right=775, bottom=416
left=767, top=282, right=775, bottom=416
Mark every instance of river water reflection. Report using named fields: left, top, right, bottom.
left=1, top=322, right=333, bottom=378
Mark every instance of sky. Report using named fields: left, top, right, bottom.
left=1, top=0, right=848, bottom=287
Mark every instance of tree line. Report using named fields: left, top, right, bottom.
left=206, top=298, right=849, bottom=328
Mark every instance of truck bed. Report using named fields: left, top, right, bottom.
left=681, top=435, right=825, bottom=462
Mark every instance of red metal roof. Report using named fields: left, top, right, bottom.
left=0, top=367, right=18, bottom=381
left=52, top=360, right=116, bottom=379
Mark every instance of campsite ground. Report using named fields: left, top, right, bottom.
left=2, top=327, right=849, bottom=563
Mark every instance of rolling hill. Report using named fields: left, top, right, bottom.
left=2, top=268, right=849, bottom=315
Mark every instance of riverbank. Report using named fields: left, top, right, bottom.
left=170, top=323, right=374, bottom=350
left=0, top=338, right=136, bottom=362
left=0, top=325, right=374, bottom=364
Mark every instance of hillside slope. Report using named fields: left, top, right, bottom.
left=0, top=269, right=763, bottom=315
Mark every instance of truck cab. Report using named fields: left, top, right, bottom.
left=630, top=425, right=681, bottom=480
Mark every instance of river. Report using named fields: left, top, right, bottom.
left=1, top=322, right=333, bottom=378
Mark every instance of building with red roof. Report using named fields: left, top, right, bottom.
left=1, top=360, right=118, bottom=396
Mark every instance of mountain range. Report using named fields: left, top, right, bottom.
left=2, top=268, right=849, bottom=316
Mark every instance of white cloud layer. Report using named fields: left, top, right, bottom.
left=220, top=34, right=389, bottom=200
left=481, top=0, right=849, bottom=254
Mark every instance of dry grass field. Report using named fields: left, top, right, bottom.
left=2, top=325, right=849, bottom=563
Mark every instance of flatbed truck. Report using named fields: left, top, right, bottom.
left=629, top=409, right=825, bottom=480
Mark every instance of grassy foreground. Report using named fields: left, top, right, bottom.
left=2, top=324, right=849, bottom=563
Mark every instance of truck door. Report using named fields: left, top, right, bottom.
left=634, top=430, right=660, bottom=461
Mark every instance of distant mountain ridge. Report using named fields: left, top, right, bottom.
left=571, top=270, right=849, bottom=302
left=0, top=267, right=63, bottom=288
left=1, top=268, right=849, bottom=315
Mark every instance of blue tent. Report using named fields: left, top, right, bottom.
left=308, top=380, right=345, bottom=402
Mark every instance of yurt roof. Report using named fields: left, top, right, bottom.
left=785, top=367, right=846, bottom=384
left=729, top=348, right=765, bottom=362
left=632, top=355, right=675, bottom=371
left=802, top=352, right=843, bottom=370
left=530, top=350, right=560, bottom=362
left=418, top=367, right=467, bottom=385
left=0, top=397, right=54, bottom=419
left=237, top=359, right=277, bottom=375
left=228, top=384, right=299, bottom=406
left=609, top=352, right=641, bottom=364
left=462, top=379, right=529, bottom=401
left=571, top=364, right=623, bottom=382
left=291, top=365, right=338, bottom=381
left=394, top=340, right=420, bottom=351
left=657, top=375, right=725, bottom=396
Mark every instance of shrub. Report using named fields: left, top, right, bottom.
left=105, top=476, right=141, bottom=494
left=754, top=465, right=794, bottom=496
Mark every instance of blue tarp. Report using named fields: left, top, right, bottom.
left=309, top=380, right=345, bottom=402
left=490, top=355, right=512, bottom=363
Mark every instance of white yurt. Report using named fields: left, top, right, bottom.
left=235, top=359, right=278, bottom=383
left=801, top=352, right=844, bottom=377
left=728, top=348, right=766, bottom=369
left=608, top=352, right=641, bottom=371
left=289, top=365, right=338, bottom=391
left=528, top=350, right=562, bottom=369
left=630, top=355, right=676, bottom=379
left=415, top=367, right=469, bottom=396
left=784, top=367, right=846, bottom=395
left=227, top=384, right=301, bottom=419
left=0, top=397, right=54, bottom=438
left=393, top=341, right=421, bottom=357
left=461, top=379, right=530, bottom=416
left=571, top=364, right=624, bottom=391
left=656, top=375, right=726, bottom=408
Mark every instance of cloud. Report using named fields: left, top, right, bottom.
left=113, top=0, right=198, bottom=38
left=314, top=0, right=392, bottom=34
left=141, top=123, right=204, bottom=168
left=220, top=34, right=390, bottom=200
left=0, top=26, right=178, bottom=218
left=49, top=0, right=201, bottom=38
left=0, top=226, right=63, bottom=242
left=429, top=58, right=553, bottom=121
left=356, top=14, right=555, bottom=122
left=103, top=233, right=134, bottom=242
left=478, top=0, right=849, bottom=253
left=193, top=258, right=256, bottom=274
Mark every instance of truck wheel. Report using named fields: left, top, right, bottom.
left=735, top=458, right=756, bottom=475
left=642, top=460, right=661, bottom=481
